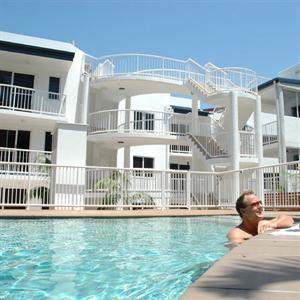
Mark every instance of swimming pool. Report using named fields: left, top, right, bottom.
left=0, top=216, right=240, bottom=299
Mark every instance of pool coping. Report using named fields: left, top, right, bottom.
left=0, top=209, right=300, bottom=218
left=181, top=225, right=300, bottom=300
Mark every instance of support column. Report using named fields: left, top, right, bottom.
left=254, top=95, right=264, bottom=202
left=124, top=96, right=131, bottom=168
left=81, top=73, right=90, bottom=124
left=123, top=146, right=130, bottom=168
left=52, top=123, right=88, bottom=210
left=230, top=91, right=240, bottom=200
left=192, top=95, right=199, bottom=135
left=192, top=95, right=200, bottom=171
left=275, top=83, right=286, bottom=163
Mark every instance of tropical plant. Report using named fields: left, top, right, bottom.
left=27, top=155, right=51, bottom=207
left=94, top=170, right=155, bottom=207
left=94, top=170, right=130, bottom=205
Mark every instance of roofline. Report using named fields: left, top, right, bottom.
left=258, top=77, right=300, bottom=90
left=0, top=40, right=75, bottom=61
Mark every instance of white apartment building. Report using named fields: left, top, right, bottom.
left=0, top=31, right=299, bottom=209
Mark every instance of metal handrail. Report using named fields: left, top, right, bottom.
left=87, top=53, right=262, bottom=94
left=0, top=83, right=66, bottom=116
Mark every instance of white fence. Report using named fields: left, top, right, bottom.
left=0, top=83, right=66, bottom=116
left=0, top=161, right=299, bottom=210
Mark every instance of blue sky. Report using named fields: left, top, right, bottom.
left=0, top=0, right=299, bottom=78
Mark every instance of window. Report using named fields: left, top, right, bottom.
left=133, top=156, right=154, bottom=177
left=44, top=132, right=52, bottom=152
left=0, top=129, right=30, bottom=163
left=0, top=70, right=12, bottom=84
left=291, top=105, right=300, bottom=118
left=134, top=111, right=154, bottom=130
left=49, top=77, right=60, bottom=100
left=170, top=163, right=190, bottom=170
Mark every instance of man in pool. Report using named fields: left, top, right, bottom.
left=227, top=191, right=294, bottom=245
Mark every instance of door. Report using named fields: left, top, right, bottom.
left=0, top=70, right=12, bottom=107
left=13, top=73, right=34, bottom=110
left=0, top=129, right=15, bottom=162
left=16, top=131, right=31, bottom=162
left=0, top=129, right=30, bottom=163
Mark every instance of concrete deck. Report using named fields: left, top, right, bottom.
left=182, top=228, right=300, bottom=300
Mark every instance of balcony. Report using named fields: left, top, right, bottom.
left=88, top=109, right=190, bottom=138
left=0, top=83, right=66, bottom=117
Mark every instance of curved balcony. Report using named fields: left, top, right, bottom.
left=0, top=83, right=66, bottom=117
left=86, top=54, right=263, bottom=95
left=88, top=109, right=191, bottom=144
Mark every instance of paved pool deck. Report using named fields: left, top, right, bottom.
left=182, top=226, right=300, bottom=300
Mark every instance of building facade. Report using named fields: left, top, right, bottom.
left=0, top=31, right=299, bottom=209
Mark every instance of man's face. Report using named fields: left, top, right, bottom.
left=241, top=194, right=264, bottom=220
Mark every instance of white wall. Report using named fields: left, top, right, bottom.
left=0, top=119, right=53, bottom=151
left=279, top=63, right=300, bottom=79
left=285, top=116, right=300, bottom=148
left=117, top=93, right=171, bottom=169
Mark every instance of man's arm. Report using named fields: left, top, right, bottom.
left=269, top=214, right=294, bottom=229
left=258, top=214, right=294, bottom=234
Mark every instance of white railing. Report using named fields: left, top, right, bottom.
left=0, top=161, right=299, bottom=209
left=0, top=148, right=51, bottom=173
left=239, top=131, right=256, bottom=157
left=89, top=53, right=206, bottom=79
left=169, top=145, right=192, bottom=155
left=89, top=109, right=191, bottom=136
left=86, top=53, right=263, bottom=95
left=206, top=67, right=261, bottom=94
left=192, top=120, right=229, bottom=159
left=0, top=83, right=66, bottom=116
left=262, top=121, right=278, bottom=145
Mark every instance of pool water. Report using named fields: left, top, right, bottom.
left=0, top=216, right=240, bottom=299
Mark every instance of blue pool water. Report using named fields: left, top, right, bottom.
left=0, top=216, right=240, bottom=299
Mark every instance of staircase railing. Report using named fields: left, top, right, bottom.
left=190, top=119, right=229, bottom=159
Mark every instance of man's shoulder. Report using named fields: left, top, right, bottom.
left=227, top=226, right=252, bottom=244
left=227, top=226, right=244, bottom=238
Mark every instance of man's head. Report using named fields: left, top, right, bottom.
left=236, top=191, right=264, bottom=220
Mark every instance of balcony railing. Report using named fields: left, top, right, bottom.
left=86, top=54, right=265, bottom=95
left=0, top=83, right=66, bottom=116
left=0, top=147, right=51, bottom=173
left=262, top=121, right=278, bottom=145
left=169, top=145, right=192, bottom=155
left=240, top=131, right=256, bottom=157
left=89, top=109, right=191, bottom=136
